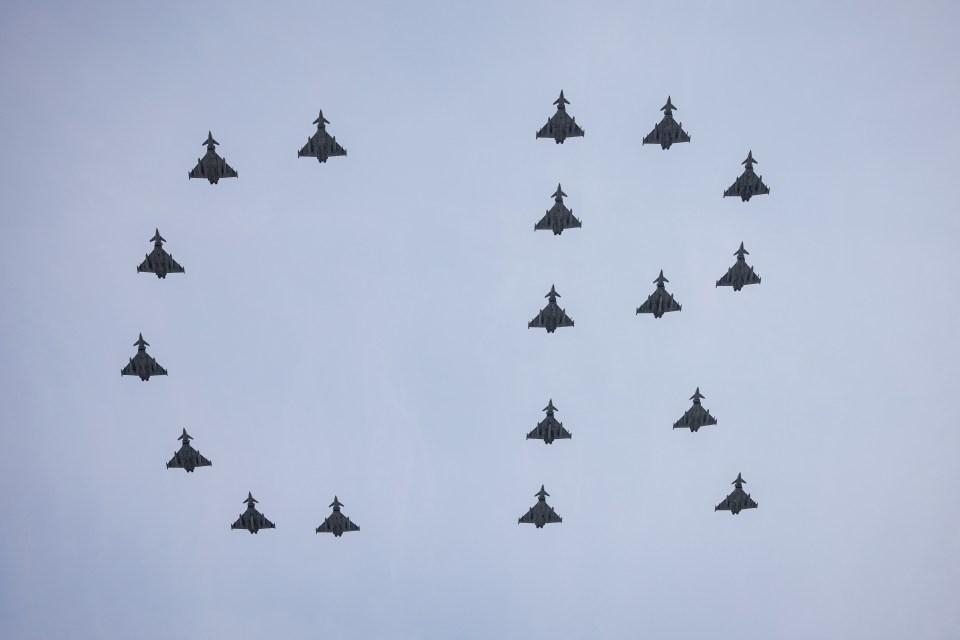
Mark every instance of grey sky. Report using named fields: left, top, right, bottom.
left=2, top=1, right=959, bottom=638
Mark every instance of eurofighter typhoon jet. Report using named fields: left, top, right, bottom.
left=642, top=96, right=691, bottom=150
left=673, top=388, right=718, bottom=432
left=231, top=493, right=275, bottom=534
left=536, top=91, right=585, bottom=144
left=166, top=429, right=212, bottom=472
left=724, top=151, right=770, bottom=201
left=316, top=496, right=360, bottom=537
left=121, top=334, right=167, bottom=381
left=188, top=132, right=238, bottom=184
left=136, top=229, right=184, bottom=279
left=298, top=110, right=347, bottom=163
left=529, top=285, right=574, bottom=333
left=715, top=473, right=758, bottom=515
left=716, top=242, right=761, bottom=291
left=527, top=399, right=572, bottom=444
left=636, top=271, right=682, bottom=318
left=535, top=184, right=581, bottom=235
left=518, top=485, right=563, bottom=528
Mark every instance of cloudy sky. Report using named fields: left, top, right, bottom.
left=2, top=1, right=959, bottom=638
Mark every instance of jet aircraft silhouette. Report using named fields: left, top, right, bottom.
left=121, top=334, right=167, bottom=381
left=298, top=110, right=347, bottom=163
left=188, top=132, right=238, bottom=184
left=231, top=492, right=275, bottom=534
left=518, top=485, right=563, bottom=528
left=715, top=473, right=758, bottom=515
left=166, top=429, right=212, bottom=472
left=724, top=151, right=770, bottom=201
left=535, top=184, right=581, bottom=235
left=673, top=388, right=718, bottom=432
left=636, top=271, right=682, bottom=318
left=316, top=496, right=360, bottom=537
left=642, top=96, right=691, bottom=150
left=536, top=91, right=584, bottom=144
left=529, top=285, right=574, bottom=333
left=137, top=229, right=184, bottom=279
left=527, top=399, right=572, bottom=444
left=716, top=242, right=761, bottom=291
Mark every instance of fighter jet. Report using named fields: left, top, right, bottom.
left=518, top=485, right=563, bottom=528
left=121, top=334, right=167, bottom=381
left=527, top=399, right=572, bottom=444
left=724, top=151, right=770, bottom=201
left=673, top=387, right=718, bottom=432
left=316, top=496, right=360, bottom=537
left=528, top=285, right=574, bottom=333
left=298, top=110, right=347, bottom=163
left=716, top=242, right=761, bottom=291
left=535, top=184, right=582, bottom=235
left=642, top=96, right=691, bottom=150
left=231, top=492, right=275, bottom=534
left=188, top=132, right=238, bottom=184
left=136, top=229, right=185, bottom=279
left=636, top=271, right=682, bottom=318
left=715, top=473, right=758, bottom=515
left=536, top=91, right=585, bottom=144
left=165, top=428, right=212, bottom=472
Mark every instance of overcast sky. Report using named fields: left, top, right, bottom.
left=2, top=1, right=959, bottom=638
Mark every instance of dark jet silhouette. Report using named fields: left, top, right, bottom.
left=527, top=399, right=572, bottom=444
left=518, top=485, right=563, bottom=528
left=536, top=91, right=585, bottom=144
left=673, top=388, right=718, bottom=432
left=716, top=242, right=761, bottom=291
left=121, top=334, right=167, bottom=381
left=137, top=229, right=185, bottom=279
left=188, top=132, right=238, bottom=184
left=231, top=492, right=275, bottom=534
left=535, top=184, right=582, bottom=235
left=529, top=285, right=575, bottom=333
left=715, top=473, right=758, bottom=515
left=642, top=96, right=691, bottom=150
left=316, top=496, right=360, bottom=537
left=636, top=271, right=682, bottom=318
left=724, top=151, right=770, bottom=201
left=298, top=110, right=347, bottom=163
left=166, top=428, right=212, bottom=472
